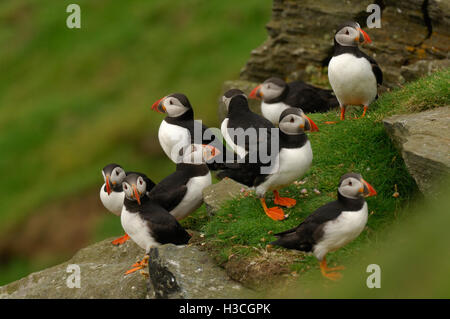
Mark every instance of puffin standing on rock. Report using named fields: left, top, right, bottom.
left=100, top=163, right=156, bottom=245
left=151, top=93, right=226, bottom=169
left=249, top=77, right=338, bottom=125
left=121, top=173, right=191, bottom=275
left=148, top=144, right=219, bottom=220
left=219, top=92, right=318, bottom=221
left=270, top=173, right=377, bottom=280
left=328, top=21, right=382, bottom=121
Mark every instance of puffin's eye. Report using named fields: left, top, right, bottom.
left=267, top=85, right=270, bottom=89
left=124, top=184, right=128, bottom=190
left=139, top=179, right=143, bottom=185
left=169, top=100, right=173, bottom=105
left=345, top=29, right=349, bottom=35
left=116, top=170, right=120, bottom=176
left=348, top=181, right=352, bottom=186
left=290, top=117, right=294, bottom=123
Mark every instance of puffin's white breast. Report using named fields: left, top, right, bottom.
left=121, top=207, right=159, bottom=252
left=255, top=141, right=313, bottom=197
left=221, top=118, right=248, bottom=159
left=170, top=172, right=212, bottom=220
left=159, top=120, right=191, bottom=162
left=100, top=185, right=124, bottom=216
left=261, top=102, right=290, bottom=126
left=312, top=202, right=368, bottom=261
left=328, top=53, right=377, bottom=106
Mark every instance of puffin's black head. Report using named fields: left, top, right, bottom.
left=249, top=77, right=287, bottom=102
left=151, top=93, right=192, bottom=117
left=222, top=89, right=246, bottom=111
left=102, top=163, right=126, bottom=195
left=222, top=89, right=248, bottom=110
left=334, top=21, right=372, bottom=47
left=122, top=173, right=147, bottom=205
left=279, top=108, right=319, bottom=134
left=338, top=172, right=377, bottom=199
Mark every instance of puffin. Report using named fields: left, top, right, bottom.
left=121, top=173, right=191, bottom=275
left=148, top=144, right=219, bottom=220
left=220, top=89, right=274, bottom=160
left=249, top=77, right=339, bottom=125
left=218, top=98, right=318, bottom=221
left=270, top=173, right=377, bottom=280
left=328, top=21, right=382, bottom=120
left=151, top=93, right=227, bottom=169
left=100, top=163, right=156, bottom=245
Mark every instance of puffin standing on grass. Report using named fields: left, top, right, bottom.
left=270, top=173, right=377, bottom=280
left=249, top=77, right=338, bottom=125
left=328, top=21, right=382, bottom=120
left=100, top=163, right=155, bottom=245
left=148, top=144, right=219, bottom=220
left=219, top=94, right=318, bottom=221
left=121, top=173, right=191, bottom=275
left=151, top=93, right=226, bottom=169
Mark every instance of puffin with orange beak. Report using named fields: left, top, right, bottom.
left=148, top=144, right=219, bottom=220
left=218, top=102, right=318, bottom=221
left=100, top=163, right=155, bottom=245
left=151, top=93, right=228, bottom=170
left=270, top=172, right=377, bottom=280
left=249, top=77, right=338, bottom=125
left=328, top=21, right=382, bottom=121
left=120, top=173, right=191, bottom=275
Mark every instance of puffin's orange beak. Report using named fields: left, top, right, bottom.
left=358, top=28, right=372, bottom=44
left=249, top=85, right=262, bottom=99
left=105, top=176, right=112, bottom=195
left=132, top=184, right=141, bottom=205
left=361, top=179, right=377, bottom=197
left=151, top=97, right=166, bottom=113
left=304, top=115, right=319, bottom=132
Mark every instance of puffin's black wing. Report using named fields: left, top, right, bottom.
left=271, top=200, right=345, bottom=252
left=140, top=202, right=191, bottom=245
left=148, top=185, right=188, bottom=212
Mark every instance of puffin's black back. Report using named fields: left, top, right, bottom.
left=148, top=163, right=209, bottom=211
left=284, top=81, right=339, bottom=113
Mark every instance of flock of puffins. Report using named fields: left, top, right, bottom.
left=100, top=22, right=381, bottom=281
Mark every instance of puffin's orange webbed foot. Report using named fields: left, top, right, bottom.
left=260, top=198, right=285, bottom=221
left=273, top=190, right=296, bottom=208
left=125, top=255, right=149, bottom=275
left=320, top=257, right=344, bottom=281
left=112, top=233, right=130, bottom=246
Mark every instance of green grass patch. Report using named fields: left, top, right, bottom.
left=200, top=70, right=449, bottom=286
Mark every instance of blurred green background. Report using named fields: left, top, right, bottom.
left=0, top=0, right=272, bottom=285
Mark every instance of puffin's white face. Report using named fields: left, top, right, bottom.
left=102, top=164, right=126, bottom=195
left=122, top=175, right=146, bottom=205
left=259, top=82, right=284, bottom=101
left=108, top=167, right=126, bottom=186
left=278, top=113, right=307, bottom=135
left=338, top=177, right=365, bottom=199
left=162, top=96, right=189, bottom=117
left=338, top=174, right=376, bottom=199
left=335, top=23, right=371, bottom=47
